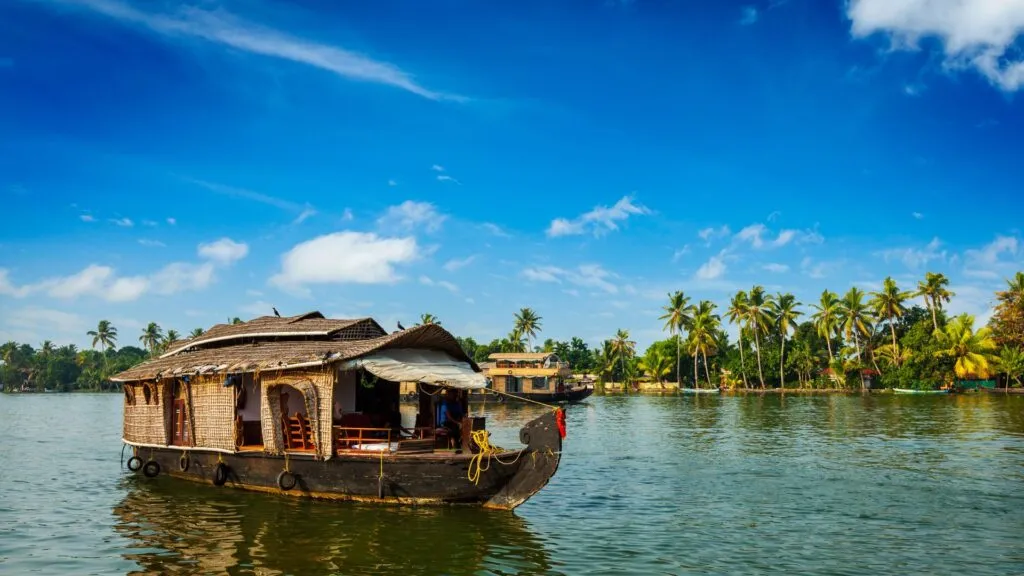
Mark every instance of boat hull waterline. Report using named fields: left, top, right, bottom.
left=680, top=388, right=721, bottom=395
left=127, top=411, right=562, bottom=510
left=893, top=388, right=950, bottom=395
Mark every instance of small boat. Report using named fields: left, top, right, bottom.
left=482, top=352, right=593, bottom=404
left=114, top=312, right=564, bottom=510
left=893, top=388, right=950, bottom=394
left=680, top=387, right=721, bottom=395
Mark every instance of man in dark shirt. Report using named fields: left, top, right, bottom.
left=438, top=389, right=464, bottom=441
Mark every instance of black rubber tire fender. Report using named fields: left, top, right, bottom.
left=142, top=461, right=161, bottom=478
left=179, top=453, right=190, bottom=472
left=212, top=462, right=229, bottom=486
left=126, top=456, right=143, bottom=472
left=277, top=470, right=297, bottom=491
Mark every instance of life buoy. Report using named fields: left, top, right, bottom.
left=277, top=470, right=297, bottom=491
left=126, top=456, right=143, bottom=472
left=143, top=461, right=161, bottom=478
left=179, top=453, right=190, bottom=472
left=212, top=462, right=229, bottom=486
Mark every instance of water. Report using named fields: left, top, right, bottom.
left=1, top=393, right=1023, bottom=575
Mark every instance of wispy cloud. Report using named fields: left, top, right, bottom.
left=292, top=205, right=317, bottom=225
left=437, top=174, right=461, bottom=184
left=698, top=225, right=731, bottom=244
left=387, top=179, right=398, bottom=187
left=481, top=222, right=511, bottom=238
left=166, top=217, right=177, bottom=225
left=521, top=264, right=618, bottom=294
left=419, top=275, right=459, bottom=293
left=695, top=254, right=726, bottom=280
left=547, top=195, right=650, bottom=238
left=912, top=212, right=924, bottom=220
left=762, top=263, right=789, bottom=273
left=377, top=201, right=447, bottom=233
left=443, top=255, right=476, bottom=272
left=110, top=217, right=134, bottom=227
left=964, top=235, right=1020, bottom=279
left=877, top=237, right=947, bottom=269
left=186, top=178, right=316, bottom=221
left=79, top=214, right=95, bottom=223
left=138, top=239, right=166, bottom=248
left=55, top=0, right=461, bottom=101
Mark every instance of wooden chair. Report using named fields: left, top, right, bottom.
left=284, top=412, right=314, bottom=451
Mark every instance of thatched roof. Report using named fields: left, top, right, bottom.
left=160, top=312, right=385, bottom=357
left=488, top=352, right=554, bottom=361
left=113, top=322, right=477, bottom=382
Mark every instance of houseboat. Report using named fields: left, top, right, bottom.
left=114, top=312, right=564, bottom=510
left=482, top=352, right=593, bottom=403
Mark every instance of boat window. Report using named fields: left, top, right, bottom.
left=533, top=377, right=549, bottom=390
left=506, top=376, right=521, bottom=393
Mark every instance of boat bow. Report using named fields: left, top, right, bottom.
left=483, top=410, right=563, bottom=510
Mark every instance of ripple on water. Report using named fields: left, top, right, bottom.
left=1, top=393, right=1023, bottom=575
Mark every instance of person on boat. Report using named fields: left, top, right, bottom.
left=438, top=389, right=464, bottom=439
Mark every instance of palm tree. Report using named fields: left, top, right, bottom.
left=997, top=347, right=1024, bottom=387
left=639, top=350, right=672, bottom=386
left=810, top=290, right=841, bottom=362
left=87, top=320, right=118, bottom=358
left=418, top=313, right=441, bottom=326
left=610, top=329, right=636, bottom=389
left=769, top=293, right=802, bottom=389
left=916, top=272, right=955, bottom=332
left=724, top=291, right=749, bottom=388
left=514, top=308, right=543, bottom=351
left=745, top=286, right=773, bottom=389
left=871, top=277, right=911, bottom=367
left=838, top=287, right=872, bottom=389
left=164, top=330, right=181, bottom=351
left=659, top=291, right=692, bottom=385
left=934, top=314, right=998, bottom=382
left=689, top=301, right=721, bottom=388
left=504, top=329, right=526, bottom=353
left=189, top=328, right=205, bottom=339
left=999, top=272, right=1024, bottom=303
left=139, top=322, right=164, bottom=355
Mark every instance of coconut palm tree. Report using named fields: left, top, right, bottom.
left=189, top=328, right=205, bottom=339
left=871, top=277, right=911, bottom=367
left=916, top=272, right=955, bottom=332
left=164, top=330, right=181, bottom=351
left=724, top=291, right=750, bottom=388
left=514, top=308, right=543, bottom=351
left=639, top=349, right=672, bottom=386
left=86, top=320, right=118, bottom=360
left=769, top=293, right=802, bottom=389
left=139, top=322, right=164, bottom=355
left=1000, top=271, right=1024, bottom=303
left=504, top=329, right=526, bottom=353
left=610, top=329, right=636, bottom=389
left=418, top=313, right=441, bottom=326
left=745, top=286, right=773, bottom=389
left=838, top=287, right=872, bottom=389
left=934, top=314, right=998, bottom=382
left=659, top=291, right=692, bottom=386
left=810, top=290, right=841, bottom=362
left=689, top=301, right=721, bottom=388
left=997, top=347, right=1024, bottom=387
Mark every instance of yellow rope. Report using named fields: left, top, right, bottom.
left=466, top=429, right=523, bottom=484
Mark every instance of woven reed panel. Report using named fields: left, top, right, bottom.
left=258, top=369, right=333, bottom=458
left=188, top=376, right=236, bottom=451
left=123, top=382, right=168, bottom=445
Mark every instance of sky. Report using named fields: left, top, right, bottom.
left=1, top=0, right=1023, bottom=352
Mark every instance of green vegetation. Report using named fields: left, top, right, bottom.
left=4, top=271, right=1023, bottom=393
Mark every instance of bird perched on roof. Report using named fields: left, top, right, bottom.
left=272, top=307, right=280, bottom=317
left=397, top=321, right=406, bottom=331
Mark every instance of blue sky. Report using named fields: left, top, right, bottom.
left=1, top=0, right=1023, bottom=351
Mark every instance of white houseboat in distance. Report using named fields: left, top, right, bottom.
left=482, top=352, right=593, bottom=403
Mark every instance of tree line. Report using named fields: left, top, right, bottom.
left=3, top=273, right=1023, bottom=393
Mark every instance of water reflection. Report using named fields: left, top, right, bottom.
left=113, top=479, right=560, bottom=575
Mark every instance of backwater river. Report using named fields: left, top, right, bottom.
left=1, top=393, right=1022, bottom=575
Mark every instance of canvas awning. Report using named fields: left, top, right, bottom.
left=339, top=349, right=486, bottom=390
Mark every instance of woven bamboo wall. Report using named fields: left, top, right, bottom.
left=259, top=368, right=335, bottom=458
left=189, top=376, right=236, bottom=451
left=123, top=382, right=168, bottom=445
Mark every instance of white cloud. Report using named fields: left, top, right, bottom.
left=436, top=174, right=461, bottom=184
left=800, top=256, right=844, bottom=280
left=79, top=214, right=95, bottom=223
left=187, top=179, right=316, bottom=221
left=138, top=239, right=166, bottom=248
left=388, top=179, right=398, bottom=187
left=166, top=217, right=177, bottom=225
left=546, top=195, right=651, bottom=238
left=377, top=200, right=447, bottom=233
left=293, top=205, right=317, bottom=225
left=946, top=284, right=998, bottom=326
left=672, top=245, right=691, bottom=263
left=522, top=266, right=564, bottom=284
left=198, top=238, right=249, bottom=265
left=270, top=232, right=419, bottom=294
left=0, top=307, right=87, bottom=345
left=0, top=269, right=36, bottom=298
left=110, top=217, right=134, bottom=227
left=964, top=235, right=1020, bottom=278
left=443, top=255, right=476, bottom=272
left=60, top=0, right=459, bottom=100
left=142, top=219, right=158, bottom=227
left=762, top=263, right=790, bottom=273
left=740, top=6, right=759, bottom=25
left=767, top=210, right=781, bottom=222
left=734, top=223, right=821, bottom=249
left=521, top=264, right=618, bottom=293
left=419, top=275, right=459, bottom=293
left=698, top=225, right=731, bottom=244
left=848, top=0, right=1024, bottom=92
left=912, top=211, right=925, bottom=219
left=877, top=237, right=947, bottom=269
left=149, top=262, right=215, bottom=296
left=432, top=165, right=445, bottom=172
left=695, top=255, right=726, bottom=280
left=341, top=208, right=354, bottom=222
left=482, top=222, right=510, bottom=238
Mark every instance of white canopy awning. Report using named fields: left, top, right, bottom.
left=339, top=349, right=486, bottom=390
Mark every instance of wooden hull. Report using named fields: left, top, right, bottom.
left=893, top=388, right=950, bottom=395
left=469, top=387, right=594, bottom=404
left=680, top=388, right=721, bottom=394
left=982, top=387, right=1024, bottom=395
left=128, top=412, right=562, bottom=510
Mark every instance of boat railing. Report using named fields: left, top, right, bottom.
left=333, top=426, right=435, bottom=453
